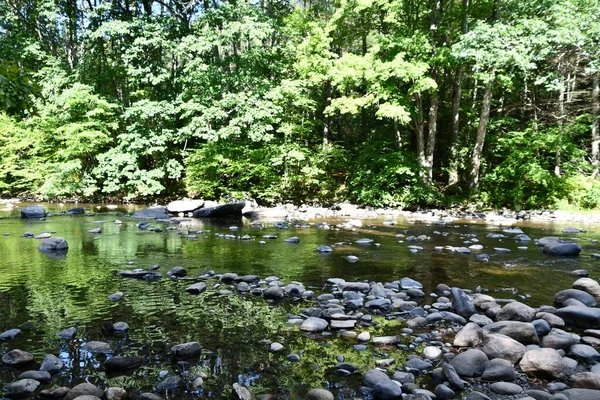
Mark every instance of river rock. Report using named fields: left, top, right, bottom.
left=555, top=289, right=597, bottom=307
left=373, top=378, right=402, bottom=400
left=496, top=301, right=537, bottom=322
left=400, top=277, right=423, bottom=290
left=573, top=278, right=600, bottom=299
left=483, top=321, right=540, bottom=344
left=2, top=349, right=34, bottom=365
left=17, top=370, right=51, bottom=383
left=542, top=239, right=582, bottom=256
left=133, top=206, right=169, bottom=219
left=64, top=383, right=104, bottom=400
left=481, top=358, right=516, bottom=381
left=57, top=327, right=76, bottom=340
left=300, top=317, right=328, bottom=332
left=568, top=344, right=600, bottom=363
left=84, top=341, right=111, bottom=353
left=490, top=382, right=523, bottom=395
left=571, top=372, right=600, bottom=390
left=363, top=368, right=389, bottom=387
left=263, top=286, right=284, bottom=300
left=105, top=387, right=127, bottom=400
left=316, top=245, right=333, bottom=253
left=105, top=356, right=144, bottom=372
left=3, top=379, right=40, bottom=397
left=171, top=342, right=201, bottom=359
left=450, top=349, right=488, bottom=377
left=107, top=292, right=123, bottom=301
left=451, top=287, right=476, bottom=317
left=20, top=205, right=46, bottom=219
left=38, top=237, right=69, bottom=256
left=156, top=375, right=181, bottom=391
left=542, top=329, right=579, bottom=349
left=519, top=348, right=568, bottom=379
left=39, top=387, right=70, bottom=400
left=40, top=354, right=64, bottom=373
left=138, top=394, right=162, bottom=400
left=185, top=282, right=207, bottom=294
left=166, top=199, right=205, bottom=213
left=304, top=388, right=334, bottom=400
left=113, top=322, right=129, bottom=332
left=482, top=333, right=526, bottom=364
left=555, top=306, right=600, bottom=328
left=442, top=362, right=468, bottom=389
left=561, top=388, right=600, bottom=400
left=340, top=282, right=370, bottom=292
left=232, top=383, right=253, bottom=400
left=0, top=328, right=21, bottom=340
left=192, top=202, right=245, bottom=218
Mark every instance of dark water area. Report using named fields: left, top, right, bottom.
left=1, top=203, right=599, bottom=398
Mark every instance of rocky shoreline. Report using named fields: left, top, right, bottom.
left=3, top=263, right=600, bottom=400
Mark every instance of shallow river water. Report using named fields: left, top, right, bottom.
left=0, top=203, right=599, bottom=398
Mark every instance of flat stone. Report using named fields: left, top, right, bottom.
left=300, top=317, right=328, bottom=332
left=2, top=349, right=34, bottom=365
left=3, top=379, right=40, bottom=398
left=171, top=342, right=201, bottom=359
left=490, top=382, right=523, bottom=395
left=17, top=370, right=52, bottom=383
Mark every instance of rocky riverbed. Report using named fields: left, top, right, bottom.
left=2, top=204, right=600, bottom=399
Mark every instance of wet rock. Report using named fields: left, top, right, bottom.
left=400, top=278, right=423, bottom=290
left=363, top=368, right=389, bottom=387
left=167, top=266, right=187, bottom=278
left=300, top=317, right=328, bottom=332
left=284, top=237, right=300, bottom=243
left=56, top=327, right=76, bottom=340
left=0, top=328, right=21, bottom=341
left=542, top=239, right=582, bottom=256
left=481, top=358, right=516, bottom=382
left=105, top=356, right=144, bottom=372
left=555, top=306, right=600, bottom=329
left=105, top=387, right=127, bottom=400
left=171, top=342, right=201, bottom=359
left=64, top=383, right=104, bottom=400
left=434, top=384, right=456, bottom=400
left=496, top=301, right=537, bottom=322
left=316, top=245, right=333, bottom=253
left=263, top=286, right=284, bottom=301
left=40, top=354, right=64, bottom=373
left=2, top=349, right=34, bottom=365
left=519, top=348, right=568, bottom=379
left=138, top=394, right=162, bottom=400
left=88, top=228, right=102, bottom=234
left=39, top=387, right=70, bottom=400
left=108, top=292, right=123, bottom=301
left=185, top=283, right=207, bottom=295
left=450, top=349, right=488, bottom=377
left=156, top=376, right=181, bottom=391
left=339, top=282, right=370, bottom=292
left=17, top=370, right=51, bottom=383
left=133, top=207, right=169, bottom=219
left=555, top=290, right=597, bottom=307
left=270, top=342, right=284, bottom=352
left=304, top=388, right=334, bottom=400
left=83, top=341, right=111, bottom=353
left=232, top=383, right=253, bottom=400
left=193, top=202, right=245, bottom=218
left=3, top=379, right=40, bottom=398
left=38, top=237, right=69, bottom=257
left=451, top=287, right=476, bottom=317
left=20, top=205, right=46, bottom=219
left=373, top=378, right=402, bottom=399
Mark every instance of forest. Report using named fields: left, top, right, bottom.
left=0, top=0, right=599, bottom=210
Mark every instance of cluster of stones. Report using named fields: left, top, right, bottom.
left=110, top=263, right=600, bottom=400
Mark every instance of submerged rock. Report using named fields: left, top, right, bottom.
left=38, top=237, right=69, bottom=257
left=133, top=207, right=169, bottom=219
left=20, top=205, right=46, bottom=219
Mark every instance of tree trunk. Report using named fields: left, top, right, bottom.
left=415, top=93, right=426, bottom=182
left=592, top=74, right=600, bottom=177
left=468, top=66, right=495, bottom=191
left=424, top=70, right=439, bottom=186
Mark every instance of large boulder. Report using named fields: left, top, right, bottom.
left=540, top=237, right=582, bottom=256
left=450, top=349, right=489, bottom=377
left=192, top=202, right=245, bottom=218
left=555, top=289, right=597, bottom=307
left=38, top=237, right=69, bottom=258
left=2, top=349, right=34, bottom=365
left=555, top=306, right=600, bottom=329
left=495, top=301, right=537, bottom=322
left=132, top=206, right=169, bottom=219
left=481, top=334, right=527, bottom=364
left=519, top=348, right=568, bottom=379
left=573, top=278, right=600, bottom=300
left=166, top=200, right=205, bottom=214
left=20, top=205, right=46, bottom=219
left=482, top=321, right=539, bottom=345
left=451, top=287, right=477, bottom=317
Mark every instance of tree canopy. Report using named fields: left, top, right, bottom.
left=1, top=0, right=599, bottom=209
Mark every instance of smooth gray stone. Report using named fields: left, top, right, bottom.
left=0, top=328, right=21, bottom=341
left=20, top=205, right=46, bottom=219
left=133, top=206, right=169, bottom=219
left=64, top=383, right=104, bottom=400
left=465, top=392, right=492, bottom=400
left=2, top=349, right=34, bottom=365
left=156, top=376, right=181, bottom=391
left=481, top=358, right=516, bottom=382
left=442, top=362, right=468, bottom=389
left=483, top=321, right=540, bottom=344
left=104, top=356, right=144, bottom=372
left=304, top=388, right=334, bottom=400
left=185, top=282, right=207, bottom=294
left=555, top=307, right=600, bottom=329
left=18, top=370, right=52, bottom=383
left=568, top=344, right=600, bottom=363
left=435, top=384, right=456, bottom=400
left=3, top=379, right=40, bottom=397
left=555, top=290, right=597, bottom=307
left=171, top=342, right=201, bottom=359
left=496, top=301, right=537, bottom=322
left=450, top=349, right=488, bottom=377
left=490, top=382, right=523, bottom=395
left=373, top=378, right=402, bottom=400
left=57, top=327, right=76, bottom=340
left=561, top=389, right=600, bottom=400
left=300, top=317, right=328, bottom=332
left=363, top=368, right=389, bottom=387
left=450, top=287, right=476, bottom=317
left=40, top=354, right=64, bottom=374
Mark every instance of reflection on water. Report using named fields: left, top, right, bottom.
left=0, top=203, right=599, bottom=398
